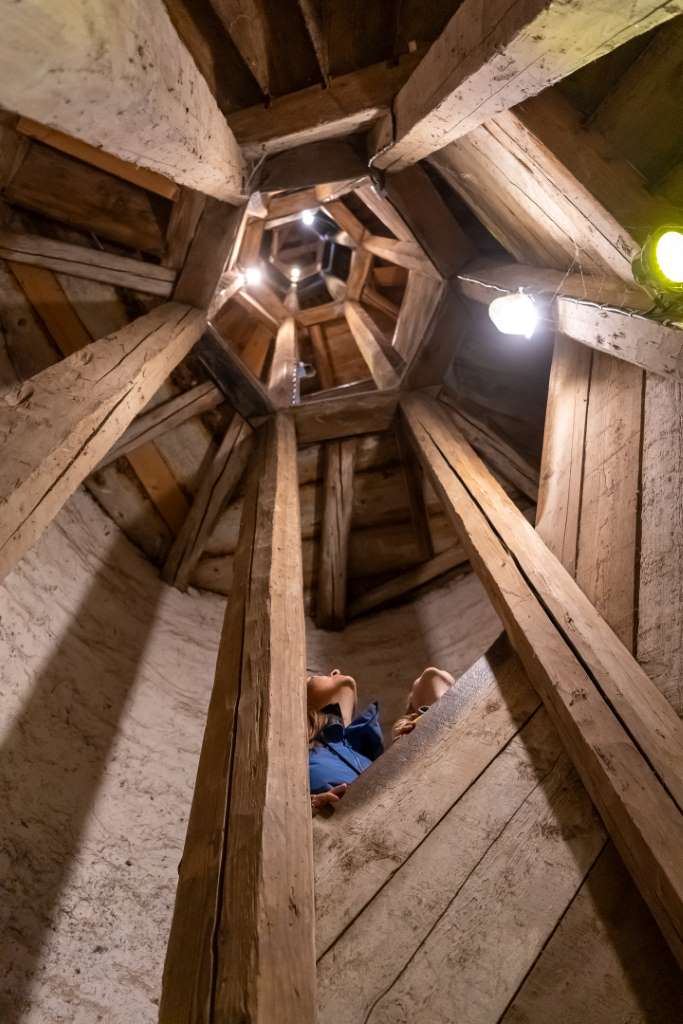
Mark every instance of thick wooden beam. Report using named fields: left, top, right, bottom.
left=362, top=285, right=400, bottom=321
left=268, top=316, right=299, bottom=407
left=372, top=0, right=683, bottom=171
left=293, top=390, right=398, bottom=444
left=163, top=415, right=255, bottom=590
left=229, top=52, right=423, bottom=157
left=0, top=303, right=204, bottom=581
left=396, top=419, right=434, bottom=562
left=160, top=413, right=315, bottom=1022
left=391, top=273, right=444, bottom=366
left=316, top=438, right=356, bottom=629
left=309, top=324, right=335, bottom=389
left=344, top=300, right=400, bottom=391
left=345, top=247, right=374, bottom=301
left=0, top=0, right=244, bottom=201
left=401, top=392, right=683, bottom=964
left=355, top=183, right=414, bottom=241
left=163, top=189, right=207, bottom=271
left=348, top=545, right=468, bottom=619
left=197, top=325, right=274, bottom=420
left=257, top=139, right=368, bottom=194
left=0, top=229, right=177, bottom=297
left=296, top=300, right=345, bottom=329
left=298, top=0, right=329, bottom=85
left=324, top=200, right=366, bottom=245
left=100, top=382, right=224, bottom=467
left=361, top=236, right=440, bottom=280
left=174, top=199, right=245, bottom=309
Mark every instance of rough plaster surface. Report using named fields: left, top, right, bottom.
left=0, top=488, right=499, bottom=1021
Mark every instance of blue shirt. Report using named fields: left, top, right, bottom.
left=309, top=702, right=384, bottom=794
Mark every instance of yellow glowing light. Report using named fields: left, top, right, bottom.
left=655, top=230, right=683, bottom=284
left=244, top=265, right=262, bottom=286
left=488, top=291, right=538, bottom=339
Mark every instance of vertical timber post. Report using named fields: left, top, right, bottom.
left=159, top=413, right=316, bottom=1023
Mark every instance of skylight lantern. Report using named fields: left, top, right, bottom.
left=488, top=290, right=539, bottom=340
left=244, top=265, right=262, bottom=287
left=301, top=209, right=316, bottom=226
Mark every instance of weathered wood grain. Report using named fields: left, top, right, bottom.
left=316, top=438, right=356, bottom=629
left=344, top=301, right=400, bottom=390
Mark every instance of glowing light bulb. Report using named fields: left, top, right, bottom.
left=290, top=265, right=301, bottom=283
left=301, top=209, right=316, bottom=226
left=656, top=230, right=683, bottom=284
left=488, top=291, right=539, bottom=339
left=244, top=265, right=262, bottom=286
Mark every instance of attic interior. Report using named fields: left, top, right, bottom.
left=1, top=2, right=683, bottom=1021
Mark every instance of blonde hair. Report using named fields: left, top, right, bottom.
left=307, top=708, right=330, bottom=745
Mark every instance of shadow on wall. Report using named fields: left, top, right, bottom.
left=0, top=535, right=163, bottom=1023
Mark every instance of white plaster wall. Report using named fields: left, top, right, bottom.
left=0, top=489, right=500, bottom=1022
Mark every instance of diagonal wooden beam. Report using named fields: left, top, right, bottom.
left=361, top=236, right=440, bottom=280
left=309, top=323, right=335, bottom=389
left=362, top=284, right=400, bottom=321
left=396, top=418, right=433, bottom=562
left=174, top=199, right=246, bottom=310
left=348, top=545, right=468, bottom=619
left=0, top=303, right=205, bottom=581
left=345, top=246, right=374, bottom=301
left=324, top=199, right=366, bottom=245
left=401, top=392, right=683, bottom=966
left=162, top=414, right=255, bottom=590
left=372, top=0, right=683, bottom=171
left=391, top=273, right=444, bottom=367
left=316, top=437, right=357, bottom=629
left=0, top=0, right=244, bottom=200
left=296, top=300, right=345, bottom=328
left=268, top=316, right=299, bottom=407
left=298, top=0, right=329, bottom=85
left=355, top=183, right=414, bottom=242
left=344, top=300, right=401, bottom=391
left=197, top=324, right=274, bottom=420
left=160, top=413, right=314, bottom=1022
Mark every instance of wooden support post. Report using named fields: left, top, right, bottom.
left=309, top=324, right=335, bottom=390
left=396, top=420, right=433, bottom=562
left=174, top=199, right=246, bottom=310
left=268, top=316, right=299, bottom=407
left=162, top=415, right=255, bottom=590
left=316, top=438, right=357, bottom=630
left=361, top=236, right=440, bottom=279
left=401, top=392, right=683, bottom=966
left=159, top=413, right=315, bottom=1023
left=344, top=301, right=400, bottom=391
left=197, top=325, right=274, bottom=420
left=348, top=545, right=468, bottom=619
left=0, top=303, right=205, bottom=581
left=345, top=247, right=374, bottom=301
left=391, top=273, right=444, bottom=366
left=0, top=0, right=244, bottom=200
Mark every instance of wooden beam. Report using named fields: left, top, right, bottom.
left=293, top=390, right=398, bottom=444
left=0, top=229, right=177, bottom=297
left=361, top=236, right=440, bottom=280
left=309, top=324, right=335, bottom=389
left=268, top=316, right=299, bottom=407
left=296, top=300, right=344, bottom=328
left=174, top=199, right=245, bottom=309
left=354, top=183, right=414, bottom=242
left=401, top=393, right=683, bottom=965
left=265, top=188, right=319, bottom=226
left=163, top=189, right=207, bottom=271
left=345, top=247, right=374, bottom=301
left=197, top=325, right=274, bottom=420
left=324, top=200, right=366, bottom=245
left=348, top=545, right=468, bottom=618
left=8, top=263, right=93, bottom=356
left=555, top=300, right=683, bottom=382
left=237, top=280, right=289, bottom=326
left=15, top=116, right=179, bottom=200
left=0, top=303, right=204, bottom=581
left=344, top=301, right=400, bottom=391
left=298, top=0, right=329, bottom=85
left=362, top=284, right=400, bottom=321
left=209, top=0, right=270, bottom=95
left=239, top=322, right=273, bottom=378
left=99, top=382, right=224, bottom=467
left=391, top=273, right=444, bottom=366
left=396, top=419, right=434, bottom=562
left=237, top=217, right=267, bottom=269
left=160, top=414, right=315, bottom=1023
left=457, top=259, right=653, bottom=312
left=0, top=0, right=244, bottom=200
left=316, top=438, right=356, bottom=629
left=163, top=415, right=255, bottom=590
left=372, top=0, right=683, bottom=171
left=257, top=139, right=368, bottom=194
left=228, top=51, right=423, bottom=157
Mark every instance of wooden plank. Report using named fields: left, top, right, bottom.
left=159, top=414, right=315, bottom=1023
left=163, top=189, right=206, bottom=271
left=391, top=273, right=444, bottom=365
left=298, top=0, right=329, bottom=85
left=8, top=262, right=92, bottom=356
left=100, top=382, right=224, bottom=467
left=348, top=545, right=468, bottom=619
left=309, top=323, right=335, bottom=389
left=362, top=235, right=440, bottom=280
left=0, top=0, right=244, bottom=201
left=0, top=303, right=205, bottom=581
left=294, top=390, right=398, bottom=444
left=295, top=300, right=344, bottom=328
left=638, top=375, right=683, bottom=717
left=237, top=216, right=266, bottom=268
left=396, top=418, right=434, bottom=562
left=401, top=393, right=683, bottom=964
left=316, top=438, right=356, bottom=629
left=555, top=300, right=683, bottom=382
left=162, top=415, right=255, bottom=590
left=197, top=325, right=274, bottom=420
left=174, top=199, right=245, bottom=309
left=265, top=188, right=319, bottom=225
left=324, top=200, right=366, bottom=245
left=268, top=316, right=299, bottom=407
left=314, top=636, right=541, bottom=955
left=345, top=246, right=373, bottom=301
left=228, top=52, right=423, bottom=157
left=257, top=139, right=368, bottom=194
left=344, top=300, right=400, bottom=391
left=576, top=354, right=644, bottom=650
left=0, top=229, right=177, bottom=296
left=237, top=280, right=289, bottom=327
left=5, top=141, right=166, bottom=255
left=362, top=284, right=400, bottom=321
left=458, top=259, right=653, bottom=312
left=126, top=444, right=190, bottom=533
left=354, top=183, right=414, bottom=242
left=373, top=264, right=407, bottom=289
left=209, top=0, right=271, bottom=95
left=15, top=115, right=179, bottom=200
left=384, top=164, right=475, bottom=277
left=438, top=397, right=540, bottom=503
left=372, top=0, right=683, bottom=171
left=239, top=322, right=273, bottom=378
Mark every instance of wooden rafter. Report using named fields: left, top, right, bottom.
left=391, top=273, right=444, bottom=366
left=295, top=300, right=345, bottom=328
left=361, top=236, right=440, bottom=280
left=372, top=0, right=683, bottom=171
left=344, top=300, right=400, bottom=391
left=268, top=316, right=299, bottom=407
left=297, top=0, right=329, bottom=85
left=0, top=303, right=205, bottom=581
left=0, top=0, right=244, bottom=200
left=198, top=325, right=273, bottom=420
left=309, top=323, right=335, bottom=389
left=160, top=414, right=315, bottom=1023
left=316, top=437, right=357, bottom=629
left=174, top=199, right=246, bottom=309
left=293, top=390, right=398, bottom=444
left=396, top=419, right=433, bottom=563
left=348, top=545, right=468, bottom=619
left=345, top=247, right=374, bottom=301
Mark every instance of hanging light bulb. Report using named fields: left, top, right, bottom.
left=244, top=265, right=262, bottom=286
left=301, top=209, right=316, bottom=226
left=488, top=290, right=539, bottom=339
left=632, top=226, right=683, bottom=303
left=655, top=230, right=683, bottom=285
left=290, top=265, right=301, bottom=283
